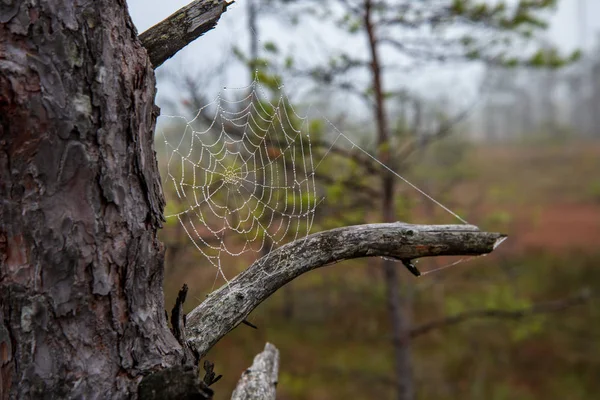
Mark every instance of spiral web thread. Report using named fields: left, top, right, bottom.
left=161, top=74, right=471, bottom=285
left=161, top=78, right=317, bottom=284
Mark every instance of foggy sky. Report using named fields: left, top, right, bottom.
left=128, top=1, right=600, bottom=52
left=127, top=0, right=600, bottom=116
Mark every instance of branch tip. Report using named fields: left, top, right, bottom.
left=139, top=0, right=231, bottom=68
left=493, top=235, right=508, bottom=250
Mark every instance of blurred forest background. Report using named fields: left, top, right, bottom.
left=132, top=1, right=599, bottom=399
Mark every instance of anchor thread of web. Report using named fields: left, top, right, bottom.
left=160, top=73, right=468, bottom=284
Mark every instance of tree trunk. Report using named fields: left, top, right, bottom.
left=0, top=1, right=184, bottom=398
left=364, top=1, right=415, bottom=399
left=247, top=0, right=259, bottom=67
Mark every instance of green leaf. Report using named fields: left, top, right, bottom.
left=264, top=41, right=279, bottom=54
left=466, top=49, right=480, bottom=60
left=461, top=35, right=475, bottom=46
left=232, top=46, right=247, bottom=62
left=570, top=49, right=582, bottom=62
left=284, top=56, right=294, bottom=69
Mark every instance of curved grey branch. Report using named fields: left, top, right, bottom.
left=139, top=0, right=233, bottom=68
left=185, top=222, right=506, bottom=358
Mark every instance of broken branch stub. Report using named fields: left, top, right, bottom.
left=231, top=343, right=280, bottom=400
left=185, top=223, right=506, bottom=358
left=139, top=0, right=233, bottom=68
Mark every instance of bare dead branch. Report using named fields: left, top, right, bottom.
left=170, top=284, right=200, bottom=366
left=393, top=78, right=485, bottom=168
left=410, top=289, right=592, bottom=338
left=395, top=106, right=471, bottom=164
left=139, top=0, right=233, bottom=68
left=185, top=223, right=506, bottom=358
left=231, top=343, right=280, bottom=400
left=315, top=172, right=380, bottom=198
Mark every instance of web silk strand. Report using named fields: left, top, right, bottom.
left=160, top=71, right=469, bottom=283
left=161, top=76, right=318, bottom=283
left=320, top=116, right=469, bottom=225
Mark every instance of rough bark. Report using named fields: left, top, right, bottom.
left=0, top=1, right=184, bottom=398
left=185, top=223, right=505, bottom=358
left=139, top=0, right=233, bottom=68
left=137, top=366, right=213, bottom=400
left=231, top=343, right=279, bottom=400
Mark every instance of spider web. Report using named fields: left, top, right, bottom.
left=161, top=78, right=317, bottom=283
left=159, top=73, right=470, bottom=284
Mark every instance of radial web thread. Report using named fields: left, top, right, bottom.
left=160, top=75, right=468, bottom=284
left=161, top=79, right=318, bottom=284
